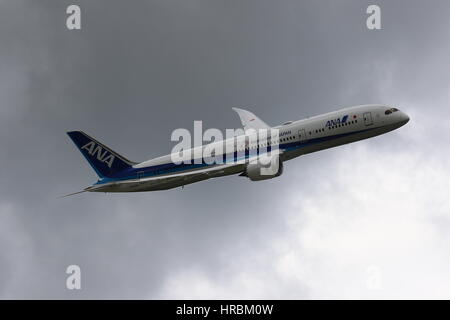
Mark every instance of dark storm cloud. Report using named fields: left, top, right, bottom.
left=0, top=0, right=450, bottom=298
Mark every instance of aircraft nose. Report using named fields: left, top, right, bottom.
left=399, top=112, right=409, bottom=125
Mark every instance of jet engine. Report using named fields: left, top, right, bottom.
left=241, top=154, right=283, bottom=181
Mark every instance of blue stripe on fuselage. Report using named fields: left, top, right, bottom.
left=95, top=126, right=376, bottom=185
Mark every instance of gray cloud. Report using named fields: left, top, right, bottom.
left=1, top=0, right=450, bottom=298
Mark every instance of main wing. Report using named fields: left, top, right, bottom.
left=87, top=161, right=247, bottom=192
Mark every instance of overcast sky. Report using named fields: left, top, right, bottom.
left=1, top=0, right=450, bottom=299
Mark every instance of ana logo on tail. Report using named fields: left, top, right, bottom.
left=81, top=141, right=115, bottom=168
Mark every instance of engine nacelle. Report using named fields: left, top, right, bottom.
left=244, top=154, right=283, bottom=181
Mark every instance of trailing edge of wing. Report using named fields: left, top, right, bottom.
left=89, top=161, right=247, bottom=191
left=232, top=107, right=270, bottom=131
left=127, top=161, right=246, bottom=183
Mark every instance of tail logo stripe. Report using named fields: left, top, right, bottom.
left=81, top=141, right=116, bottom=168
left=67, top=130, right=133, bottom=178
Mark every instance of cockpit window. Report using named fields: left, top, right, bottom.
left=385, top=107, right=399, bottom=115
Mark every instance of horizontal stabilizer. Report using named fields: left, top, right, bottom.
left=59, top=189, right=87, bottom=198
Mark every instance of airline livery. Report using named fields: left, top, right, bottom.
left=65, top=105, right=409, bottom=195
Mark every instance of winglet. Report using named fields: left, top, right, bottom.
left=232, top=107, right=270, bottom=131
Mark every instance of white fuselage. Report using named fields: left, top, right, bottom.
left=88, top=104, right=409, bottom=192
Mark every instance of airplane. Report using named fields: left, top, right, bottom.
left=65, top=104, right=409, bottom=195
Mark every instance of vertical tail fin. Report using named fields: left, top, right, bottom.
left=67, top=131, right=136, bottom=178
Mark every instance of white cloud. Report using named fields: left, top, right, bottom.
left=0, top=202, right=35, bottom=298
left=159, top=107, right=450, bottom=299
